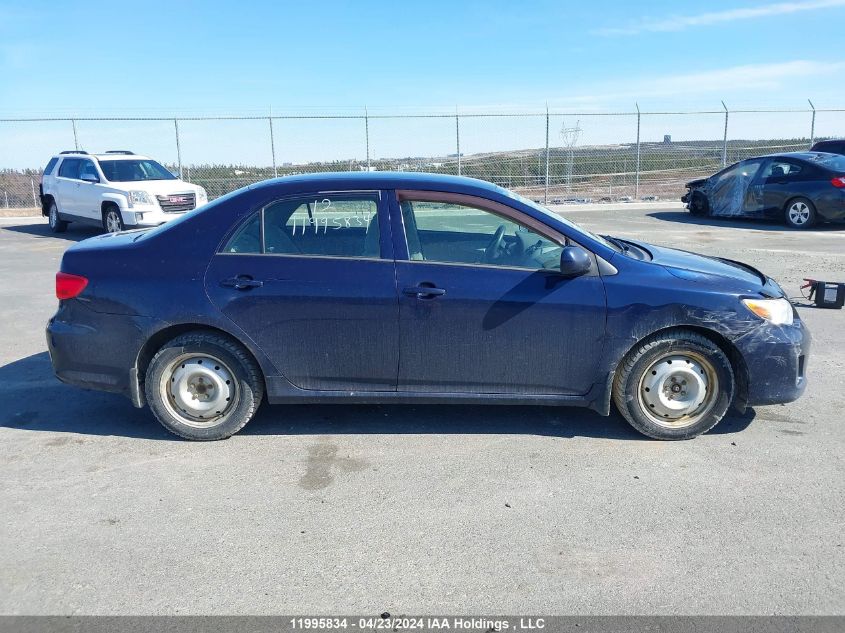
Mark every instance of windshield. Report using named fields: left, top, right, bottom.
left=99, top=159, right=177, bottom=182
left=135, top=187, right=244, bottom=242
left=502, top=188, right=618, bottom=251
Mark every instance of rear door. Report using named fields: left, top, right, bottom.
left=760, top=158, right=810, bottom=215
left=55, top=158, right=82, bottom=215
left=391, top=190, right=606, bottom=395
left=204, top=190, right=399, bottom=391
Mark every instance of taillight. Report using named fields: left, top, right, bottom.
left=832, top=176, right=845, bottom=188
left=56, top=272, right=88, bottom=300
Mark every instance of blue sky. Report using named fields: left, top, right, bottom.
left=1, top=1, right=844, bottom=166
left=2, top=0, right=844, bottom=114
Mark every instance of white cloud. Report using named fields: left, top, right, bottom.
left=540, top=60, right=844, bottom=109
left=642, top=60, right=842, bottom=94
left=594, top=0, right=845, bottom=36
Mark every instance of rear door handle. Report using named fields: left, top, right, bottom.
left=403, top=285, right=446, bottom=298
left=220, top=275, right=263, bottom=290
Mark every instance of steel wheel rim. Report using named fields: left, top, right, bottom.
left=106, top=211, right=121, bottom=233
left=160, top=353, right=239, bottom=428
left=637, top=351, right=719, bottom=429
left=788, top=202, right=809, bottom=225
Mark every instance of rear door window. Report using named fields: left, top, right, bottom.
left=762, top=160, right=803, bottom=180
left=222, top=193, right=382, bottom=258
left=58, top=158, right=81, bottom=179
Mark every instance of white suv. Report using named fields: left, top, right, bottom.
left=40, top=150, right=208, bottom=233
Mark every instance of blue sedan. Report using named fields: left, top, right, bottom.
left=47, top=172, right=810, bottom=440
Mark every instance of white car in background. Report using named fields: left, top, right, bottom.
left=40, top=150, right=207, bottom=233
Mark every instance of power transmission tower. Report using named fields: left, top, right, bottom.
left=560, top=120, right=581, bottom=193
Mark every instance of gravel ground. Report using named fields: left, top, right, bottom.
left=0, top=208, right=843, bottom=615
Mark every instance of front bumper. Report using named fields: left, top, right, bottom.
left=736, top=317, right=811, bottom=407
left=119, top=206, right=189, bottom=228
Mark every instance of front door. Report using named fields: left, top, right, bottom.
left=392, top=192, right=606, bottom=395
left=205, top=191, right=399, bottom=391
left=77, top=159, right=103, bottom=220
left=741, top=159, right=767, bottom=216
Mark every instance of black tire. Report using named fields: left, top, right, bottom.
left=688, top=191, right=709, bottom=217
left=783, top=197, right=817, bottom=229
left=144, top=331, right=264, bottom=440
left=102, top=204, right=124, bottom=233
left=612, top=330, right=735, bottom=440
left=47, top=200, right=68, bottom=233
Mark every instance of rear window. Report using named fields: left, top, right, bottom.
left=809, top=153, right=845, bottom=172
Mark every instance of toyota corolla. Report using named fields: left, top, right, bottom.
left=47, top=173, right=810, bottom=440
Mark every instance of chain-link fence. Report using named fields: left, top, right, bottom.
left=1, top=105, right=842, bottom=210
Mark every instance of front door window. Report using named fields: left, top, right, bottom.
left=399, top=198, right=564, bottom=270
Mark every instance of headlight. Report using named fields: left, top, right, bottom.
left=128, top=190, right=153, bottom=206
left=197, top=187, right=208, bottom=204
left=742, top=297, right=794, bottom=326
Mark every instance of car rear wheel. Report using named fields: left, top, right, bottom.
left=102, top=205, right=124, bottom=233
left=612, top=330, right=735, bottom=440
left=145, top=331, right=264, bottom=440
left=784, top=197, right=817, bottom=229
left=48, top=201, right=68, bottom=233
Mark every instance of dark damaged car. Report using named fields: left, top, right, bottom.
left=47, top=173, right=809, bottom=441
left=682, top=152, right=845, bottom=228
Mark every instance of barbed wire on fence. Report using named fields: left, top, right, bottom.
left=0, top=104, right=842, bottom=209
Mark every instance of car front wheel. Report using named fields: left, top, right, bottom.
left=612, top=330, right=735, bottom=440
left=784, top=197, right=817, bottom=229
left=102, top=206, right=125, bottom=233
left=688, top=191, right=709, bottom=217
left=144, top=331, right=264, bottom=440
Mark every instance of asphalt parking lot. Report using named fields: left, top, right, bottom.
left=1, top=205, right=843, bottom=615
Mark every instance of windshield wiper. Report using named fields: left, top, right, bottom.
left=602, top=235, right=629, bottom=254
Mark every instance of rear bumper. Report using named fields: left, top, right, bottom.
left=814, top=192, right=845, bottom=221
left=737, top=318, right=810, bottom=407
left=46, top=301, right=148, bottom=398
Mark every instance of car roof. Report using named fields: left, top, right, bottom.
left=92, top=153, right=150, bottom=161
left=53, top=152, right=151, bottom=161
left=249, top=171, right=506, bottom=196
left=753, top=151, right=837, bottom=161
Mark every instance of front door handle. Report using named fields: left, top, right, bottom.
left=403, top=285, right=446, bottom=298
left=221, top=275, right=263, bottom=290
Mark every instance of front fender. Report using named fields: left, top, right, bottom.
left=101, top=192, right=131, bottom=210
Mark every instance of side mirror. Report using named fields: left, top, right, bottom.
left=559, top=246, right=592, bottom=278
left=80, top=173, right=99, bottom=184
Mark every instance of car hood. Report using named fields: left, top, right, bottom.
left=108, top=180, right=202, bottom=196
left=623, top=239, right=784, bottom=297
left=684, top=177, right=708, bottom=188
